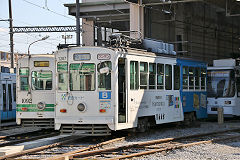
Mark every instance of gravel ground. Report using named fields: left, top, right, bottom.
left=108, top=121, right=240, bottom=160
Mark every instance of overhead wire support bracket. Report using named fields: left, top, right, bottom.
left=12, top=25, right=81, bottom=33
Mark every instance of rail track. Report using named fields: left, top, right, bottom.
left=41, top=128, right=240, bottom=160
left=1, top=126, right=240, bottom=160
left=0, top=136, right=126, bottom=160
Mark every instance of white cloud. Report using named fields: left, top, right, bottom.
left=0, top=27, right=8, bottom=33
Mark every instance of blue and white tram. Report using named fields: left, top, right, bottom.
left=207, top=59, right=240, bottom=117
left=177, top=59, right=208, bottom=121
left=55, top=46, right=184, bottom=135
left=0, top=72, right=16, bottom=121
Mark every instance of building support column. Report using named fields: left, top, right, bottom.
left=82, top=19, right=94, bottom=46
left=130, top=3, right=144, bottom=39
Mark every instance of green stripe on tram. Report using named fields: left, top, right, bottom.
left=16, top=104, right=55, bottom=112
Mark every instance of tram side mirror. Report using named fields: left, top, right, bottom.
left=99, top=67, right=111, bottom=75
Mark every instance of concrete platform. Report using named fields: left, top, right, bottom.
left=0, top=146, right=24, bottom=156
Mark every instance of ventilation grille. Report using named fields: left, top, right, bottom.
left=60, top=124, right=111, bottom=136
left=21, top=118, right=54, bottom=128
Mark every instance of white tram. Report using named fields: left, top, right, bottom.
left=16, top=54, right=55, bottom=128
left=55, top=46, right=184, bottom=135
left=207, top=59, right=240, bottom=117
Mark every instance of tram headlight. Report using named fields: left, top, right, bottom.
left=37, top=102, right=46, bottom=110
left=77, top=103, right=86, bottom=112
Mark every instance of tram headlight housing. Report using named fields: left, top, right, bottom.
left=77, top=103, right=86, bottom=112
left=37, top=102, right=46, bottom=110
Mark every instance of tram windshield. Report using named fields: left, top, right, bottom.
left=207, top=70, right=235, bottom=98
left=32, top=71, right=52, bottom=90
left=70, top=63, right=95, bottom=91
left=97, top=61, right=111, bottom=90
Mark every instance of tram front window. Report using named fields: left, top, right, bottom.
left=19, top=68, right=29, bottom=91
left=32, top=71, right=52, bottom=90
left=70, top=63, right=95, bottom=91
left=207, top=70, right=235, bottom=98
left=98, top=61, right=111, bottom=90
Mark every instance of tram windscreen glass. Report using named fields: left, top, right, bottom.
left=19, top=68, right=29, bottom=91
left=207, top=70, right=235, bottom=98
left=70, top=63, right=95, bottom=91
left=32, top=71, right=52, bottom=90
left=57, top=62, right=68, bottom=91
left=97, top=61, right=111, bottom=90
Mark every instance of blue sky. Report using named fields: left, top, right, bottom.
left=0, top=0, right=77, bottom=54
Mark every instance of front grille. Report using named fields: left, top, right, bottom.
left=21, top=118, right=54, bottom=128
left=60, top=124, right=111, bottom=136
left=211, top=107, right=218, bottom=111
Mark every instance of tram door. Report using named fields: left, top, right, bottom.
left=1, top=80, right=13, bottom=120
left=118, top=58, right=127, bottom=123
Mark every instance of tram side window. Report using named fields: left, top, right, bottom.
left=165, top=64, right=172, bottom=90
left=3, top=84, right=6, bottom=111
left=13, top=83, right=16, bottom=102
left=182, top=66, right=188, bottom=89
left=19, top=68, right=29, bottom=91
left=174, top=65, right=180, bottom=90
left=140, top=62, right=148, bottom=89
left=201, top=68, right=206, bottom=90
left=189, top=67, right=194, bottom=90
left=32, top=71, right=52, bottom=90
left=98, top=61, right=112, bottom=90
left=236, top=76, right=240, bottom=97
left=70, top=63, right=95, bottom=91
left=57, top=62, right=68, bottom=91
left=157, top=63, right=164, bottom=89
left=130, top=61, right=139, bottom=90
left=195, top=67, right=200, bottom=90
left=149, top=63, right=156, bottom=89
left=8, top=84, right=12, bottom=111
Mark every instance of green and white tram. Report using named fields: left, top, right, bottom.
left=16, top=54, right=55, bottom=128
left=55, top=46, right=184, bottom=135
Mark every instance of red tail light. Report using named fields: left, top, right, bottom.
left=21, top=107, right=28, bottom=111
left=60, top=109, right=67, bottom=113
left=99, top=109, right=106, bottom=113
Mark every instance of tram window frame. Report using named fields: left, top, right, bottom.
left=57, top=62, right=68, bottom=91
left=201, top=68, right=206, bottom=90
left=165, top=64, right=172, bottom=90
left=97, top=61, right=112, bottom=90
left=140, top=62, right=148, bottom=89
left=19, top=67, right=29, bottom=91
left=157, top=63, right=164, bottom=90
left=195, top=67, right=200, bottom=90
left=189, top=67, right=194, bottom=90
left=182, top=66, right=188, bottom=90
left=31, top=71, right=53, bottom=90
left=174, top=65, right=180, bottom=90
left=130, top=61, right=139, bottom=90
left=149, top=63, right=156, bottom=89
left=69, top=63, right=96, bottom=91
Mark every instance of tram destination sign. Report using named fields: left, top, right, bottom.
left=97, top=53, right=111, bottom=60
left=73, top=53, right=91, bottom=61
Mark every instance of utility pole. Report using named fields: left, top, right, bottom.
left=76, top=0, right=80, bottom=46
left=8, top=0, right=14, bottom=70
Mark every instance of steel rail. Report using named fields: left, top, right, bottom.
left=68, top=128, right=240, bottom=159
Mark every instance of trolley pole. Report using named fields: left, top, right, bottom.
left=8, top=0, right=14, bottom=70
left=76, top=0, right=80, bottom=46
